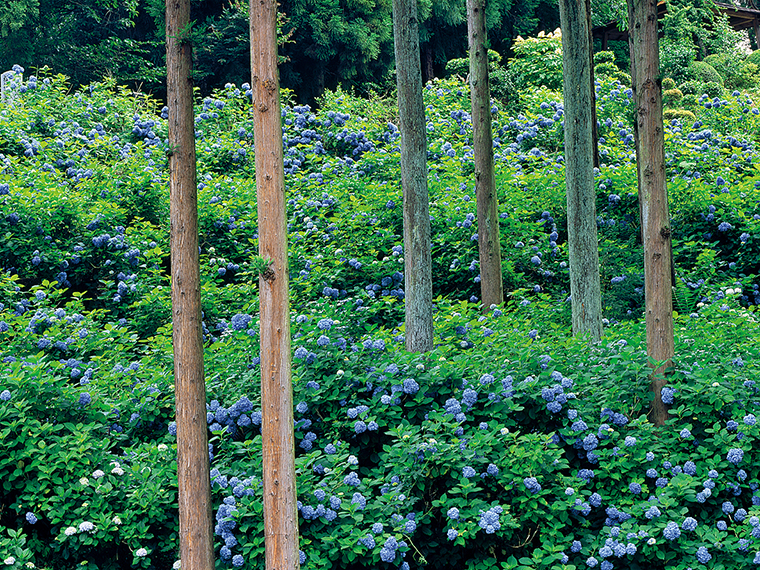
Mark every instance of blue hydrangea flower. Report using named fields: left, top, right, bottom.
left=727, top=448, right=744, bottom=465
left=524, top=477, right=541, bottom=494
left=696, top=546, right=711, bottom=564
left=463, top=466, right=476, bottom=478
left=663, top=521, right=681, bottom=540
left=447, top=528, right=458, bottom=541
left=682, top=517, right=697, bottom=531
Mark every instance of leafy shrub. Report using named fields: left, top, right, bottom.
left=663, top=108, right=696, bottom=123
left=747, top=49, right=760, bottom=66
left=704, top=52, right=750, bottom=90
left=662, top=77, right=676, bottom=91
left=444, top=50, right=515, bottom=104
left=660, top=39, right=696, bottom=84
left=663, top=88, right=684, bottom=106
left=679, top=80, right=700, bottom=95
left=507, top=29, right=564, bottom=92
left=593, top=61, right=618, bottom=79
left=701, top=81, right=724, bottom=99
left=686, top=61, right=724, bottom=86
left=680, top=93, right=699, bottom=108
left=594, top=50, right=616, bottom=65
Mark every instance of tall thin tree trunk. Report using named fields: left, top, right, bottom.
left=587, top=0, right=600, bottom=169
left=250, top=0, right=300, bottom=568
left=422, top=45, right=435, bottom=83
left=559, top=0, right=603, bottom=341
left=628, top=0, right=673, bottom=426
left=393, top=0, right=433, bottom=352
left=468, top=0, right=503, bottom=309
left=166, top=1, right=215, bottom=568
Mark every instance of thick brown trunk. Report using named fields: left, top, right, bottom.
left=166, top=1, right=215, bottom=568
left=468, top=0, right=503, bottom=310
left=250, top=0, right=300, bottom=568
left=393, top=0, right=434, bottom=352
left=560, top=0, right=603, bottom=342
left=628, top=0, right=673, bottom=426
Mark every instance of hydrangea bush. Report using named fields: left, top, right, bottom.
left=0, top=57, right=759, bottom=569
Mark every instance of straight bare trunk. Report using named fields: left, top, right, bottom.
left=627, top=0, right=674, bottom=426
left=250, top=0, right=300, bottom=568
left=467, top=0, right=503, bottom=309
left=166, top=0, right=215, bottom=568
left=559, top=0, right=603, bottom=341
left=393, top=0, right=433, bottom=352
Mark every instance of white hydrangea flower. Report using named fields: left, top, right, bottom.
left=92, top=470, right=105, bottom=479
left=64, top=527, right=77, bottom=536
left=172, top=561, right=181, bottom=569
left=4, top=557, right=16, bottom=565
left=79, top=477, right=89, bottom=486
left=111, top=467, right=124, bottom=476
left=135, top=548, right=148, bottom=557
left=112, top=516, right=122, bottom=525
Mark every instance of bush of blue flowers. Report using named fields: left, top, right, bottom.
left=0, top=53, right=759, bottom=570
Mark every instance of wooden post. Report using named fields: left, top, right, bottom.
left=628, top=0, right=674, bottom=426
left=250, top=0, right=300, bottom=568
left=393, top=0, right=434, bottom=352
left=166, top=0, right=215, bottom=568
left=559, top=0, right=603, bottom=342
left=468, top=0, right=503, bottom=310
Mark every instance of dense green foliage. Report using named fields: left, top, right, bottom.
left=1, top=53, right=760, bottom=570
left=0, top=0, right=560, bottom=103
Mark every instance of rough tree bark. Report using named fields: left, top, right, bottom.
left=393, top=0, right=434, bottom=352
left=467, top=0, right=503, bottom=310
left=250, top=0, right=300, bottom=568
left=627, top=0, right=674, bottom=426
left=559, top=0, right=603, bottom=341
left=166, top=0, right=215, bottom=568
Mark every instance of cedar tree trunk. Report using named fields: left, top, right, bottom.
left=628, top=0, right=674, bottom=426
left=467, top=0, right=504, bottom=309
left=166, top=0, right=215, bottom=568
left=559, top=0, right=603, bottom=341
left=393, top=0, right=434, bottom=352
left=250, top=0, right=300, bottom=567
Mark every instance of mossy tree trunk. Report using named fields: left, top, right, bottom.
left=467, top=0, right=503, bottom=310
left=559, top=0, right=603, bottom=342
left=393, top=0, right=434, bottom=352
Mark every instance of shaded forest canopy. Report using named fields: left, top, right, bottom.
left=0, top=0, right=561, bottom=103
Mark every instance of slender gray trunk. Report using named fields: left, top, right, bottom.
left=393, top=0, right=433, bottom=352
left=559, top=0, right=603, bottom=341
left=468, top=0, right=503, bottom=309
